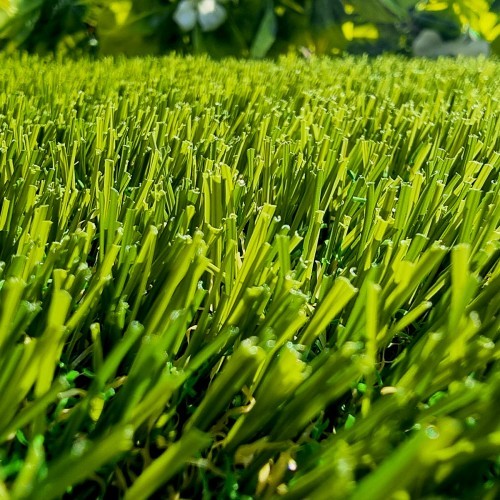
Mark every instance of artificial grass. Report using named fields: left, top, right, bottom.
left=0, top=53, right=499, bottom=499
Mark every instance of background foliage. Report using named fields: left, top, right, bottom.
left=0, top=0, right=499, bottom=58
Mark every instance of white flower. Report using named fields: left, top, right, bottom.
left=173, top=0, right=227, bottom=32
left=173, top=0, right=197, bottom=31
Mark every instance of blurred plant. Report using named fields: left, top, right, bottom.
left=411, top=0, right=500, bottom=42
left=0, top=0, right=89, bottom=54
left=0, top=0, right=498, bottom=57
left=173, top=0, right=228, bottom=32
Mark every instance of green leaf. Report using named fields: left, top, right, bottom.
left=250, top=1, right=277, bottom=58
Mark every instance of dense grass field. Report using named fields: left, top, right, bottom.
left=0, top=53, right=499, bottom=499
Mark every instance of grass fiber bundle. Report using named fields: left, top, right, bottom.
left=0, top=53, right=499, bottom=499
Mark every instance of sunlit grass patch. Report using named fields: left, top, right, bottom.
left=0, top=53, right=499, bottom=499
